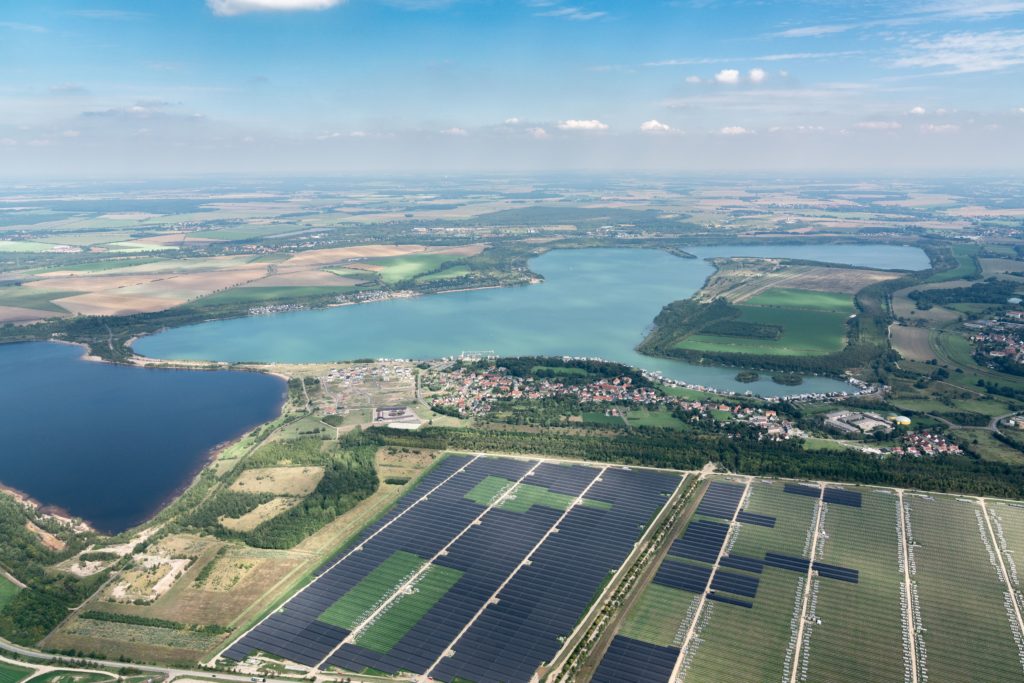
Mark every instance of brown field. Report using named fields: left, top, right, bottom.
left=281, top=244, right=428, bottom=268
left=699, top=260, right=898, bottom=303
left=229, top=466, right=325, bottom=496
left=45, top=618, right=226, bottom=666
left=980, top=258, right=1024, bottom=276
left=946, top=205, right=1024, bottom=218
left=890, top=324, right=936, bottom=362
left=25, top=521, right=66, bottom=551
left=891, top=279, right=970, bottom=323
left=220, top=498, right=298, bottom=532
left=130, top=233, right=221, bottom=246
left=0, top=305, right=58, bottom=323
left=239, top=271, right=364, bottom=287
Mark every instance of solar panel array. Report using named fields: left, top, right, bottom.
left=667, top=520, right=730, bottom=563
left=784, top=482, right=821, bottom=499
left=653, top=560, right=712, bottom=592
left=736, top=510, right=776, bottom=527
left=430, top=467, right=679, bottom=683
left=823, top=487, right=862, bottom=507
left=696, top=481, right=747, bottom=519
left=591, top=635, right=679, bottom=683
left=763, top=552, right=859, bottom=584
left=224, top=455, right=679, bottom=683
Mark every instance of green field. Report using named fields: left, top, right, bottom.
left=624, top=407, right=688, bottom=430
left=0, top=663, right=33, bottom=683
left=0, top=574, right=19, bottom=612
left=0, top=240, right=60, bottom=252
left=190, top=225, right=297, bottom=241
left=677, top=305, right=850, bottom=356
left=196, top=285, right=361, bottom=306
left=618, top=582, right=694, bottom=647
left=906, top=494, right=1023, bottom=681
left=744, top=287, right=853, bottom=313
left=582, top=411, right=625, bottom=426
left=0, top=288, right=79, bottom=313
left=417, top=265, right=471, bottom=282
left=366, top=253, right=462, bottom=284
left=25, top=673, right=114, bottom=683
left=927, top=244, right=982, bottom=283
left=45, top=257, right=165, bottom=273
left=352, top=563, right=463, bottom=653
left=318, top=550, right=426, bottom=630
left=464, top=475, right=611, bottom=513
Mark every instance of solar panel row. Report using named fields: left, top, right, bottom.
left=811, top=561, right=859, bottom=583
left=719, top=554, right=764, bottom=574
left=736, top=510, right=776, bottom=527
left=696, top=481, right=747, bottom=519
left=706, top=593, right=754, bottom=609
left=783, top=483, right=821, bottom=499
left=823, top=488, right=862, bottom=507
left=710, top=569, right=760, bottom=598
left=325, top=462, right=602, bottom=676
left=667, top=520, right=730, bottom=564
left=430, top=467, right=680, bottom=683
left=224, top=455, right=534, bottom=666
left=591, top=635, right=679, bottom=683
left=653, top=560, right=712, bottom=593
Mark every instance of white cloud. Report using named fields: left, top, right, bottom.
left=909, top=106, right=927, bottom=115
left=685, top=75, right=702, bottom=84
left=536, top=7, right=606, bottom=21
left=557, top=119, right=609, bottom=131
left=61, top=130, right=80, bottom=138
left=504, top=117, right=521, bottom=125
left=441, top=127, right=468, bottom=136
left=895, top=30, right=1024, bottom=73
left=855, top=121, right=902, bottom=130
left=714, top=69, right=741, bottom=84
left=748, top=68, right=766, bottom=84
left=720, top=126, right=751, bottom=135
left=776, top=24, right=852, bottom=38
left=1018, top=107, right=1024, bottom=113
left=921, top=123, right=960, bottom=133
left=640, top=119, right=673, bottom=133
left=527, top=127, right=549, bottom=139
left=207, top=0, right=343, bottom=16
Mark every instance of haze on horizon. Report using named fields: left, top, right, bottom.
left=1, top=0, right=1023, bottom=177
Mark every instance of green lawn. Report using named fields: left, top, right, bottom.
left=0, top=663, right=34, bottom=683
left=678, top=305, right=850, bottom=356
left=625, top=407, right=688, bottom=430
left=352, top=563, right=463, bottom=653
left=618, top=582, right=694, bottom=647
left=582, top=411, right=625, bottom=426
left=25, top=673, right=114, bottom=683
left=0, top=573, right=19, bottom=612
left=744, top=287, right=853, bottom=313
left=0, top=240, right=61, bottom=252
left=196, top=285, right=360, bottom=306
left=464, top=475, right=611, bottom=512
left=366, top=253, right=461, bottom=284
left=318, top=550, right=426, bottom=630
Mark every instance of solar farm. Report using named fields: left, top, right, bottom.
left=589, top=477, right=1024, bottom=683
left=221, top=453, right=682, bottom=682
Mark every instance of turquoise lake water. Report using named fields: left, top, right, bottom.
left=135, top=244, right=929, bottom=396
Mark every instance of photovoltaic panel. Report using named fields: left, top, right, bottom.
left=710, top=569, right=760, bottom=598
left=823, top=488, right=862, bottom=507
left=783, top=483, right=820, bottom=499
left=763, top=552, right=811, bottom=573
left=695, top=481, right=746, bottom=519
left=719, top=555, right=764, bottom=574
left=736, top=510, right=776, bottom=527
left=591, top=635, right=678, bottom=683
left=667, top=520, right=730, bottom=564
left=707, top=593, right=754, bottom=609
left=813, top=561, right=859, bottom=583
left=653, top=560, right=712, bottom=592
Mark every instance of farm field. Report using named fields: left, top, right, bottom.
left=25, top=672, right=115, bottom=683
left=0, top=573, right=19, bottom=612
left=0, top=663, right=33, bottom=683
left=743, top=287, right=853, bottom=312
left=677, top=305, right=850, bottom=356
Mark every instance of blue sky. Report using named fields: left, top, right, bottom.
left=1, top=0, right=1023, bottom=175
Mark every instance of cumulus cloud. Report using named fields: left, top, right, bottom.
left=714, top=69, right=741, bottom=84
left=527, top=127, right=549, bottom=139
left=909, top=106, right=927, bottom=115
left=441, top=127, right=468, bottom=136
left=855, top=121, right=902, bottom=130
left=640, top=119, right=673, bottom=133
left=748, top=68, right=766, bottom=83
left=685, top=75, right=702, bottom=84
left=207, top=0, right=343, bottom=16
left=720, top=126, right=751, bottom=135
left=557, top=119, right=609, bottom=131
left=504, top=117, right=521, bottom=125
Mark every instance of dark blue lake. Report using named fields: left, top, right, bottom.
left=0, top=342, right=285, bottom=534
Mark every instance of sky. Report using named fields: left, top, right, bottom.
left=1, top=0, right=1023, bottom=176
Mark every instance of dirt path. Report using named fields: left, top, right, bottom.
left=788, top=483, right=825, bottom=683
left=669, top=476, right=753, bottom=682
left=896, top=490, right=920, bottom=683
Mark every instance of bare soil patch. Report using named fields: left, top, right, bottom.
left=219, top=498, right=298, bottom=533
left=229, top=466, right=325, bottom=496
left=890, top=324, right=936, bottom=362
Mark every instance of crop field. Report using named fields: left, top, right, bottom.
left=25, top=672, right=115, bottom=683
left=625, top=407, right=688, bottom=430
left=890, top=324, right=936, bottom=362
left=677, top=305, right=849, bottom=356
left=223, top=454, right=679, bottom=682
left=0, top=663, right=33, bottom=683
left=362, top=252, right=466, bottom=284
left=743, top=287, right=853, bottom=312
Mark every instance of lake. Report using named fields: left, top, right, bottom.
left=0, top=342, right=284, bottom=534
left=135, top=244, right=929, bottom=395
